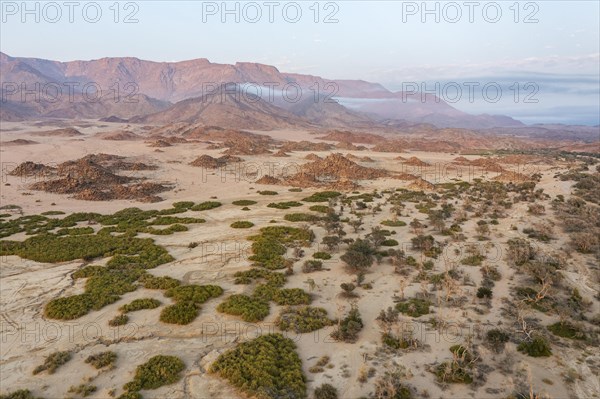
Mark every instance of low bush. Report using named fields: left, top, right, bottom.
left=461, top=254, right=485, bottom=266
left=395, top=298, right=431, bottom=317
left=486, top=329, right=510, bottom=353
left=381, top=239, right=399, bottom=247
left=217, top=294, right=270, bottom=322
left=272, top=288, right=312, bottom=305
left=382, top=333, right=414, bottom=350
left=159, top=302, right=198, bottom=325
left=230, top=221, right=254, bottom=228
left=258, top=190, right=278, bottom=195
left=209, top=334, right=306, bottom=399
left=248, top=226, right=313, bottom=270
left=165, top=285, right=223, bottom=304
left=0, top=390, right=43, bottom=399
left=331, top=306, right=363, bottom=343
left=309, top=205, right=330, bottom=213
left=517, top=336, right=552, bottom=357
left=32, top=351, right=72, bottom=375
left=302, top=191, right=341, bottom=202
left=85, top=351, right=117, bottom=369
left=233, top=268, right=286, bottom=287
left=380, top=220, right=406, bottom=227
left=312, top=252, right=332, bottom=260
left=68, top=384, right=96, bottom=397
left=267, top=201, right=303, bottom=209
left=191, top=201, right=222, bottom=211
left=284, top=213, right=320, bottom=222
left=314, top=383, right=338, bottom=399
left=476, top=287, right=493, bottom=299
left=276, top=306, right=334, bottom=333
left=302, top=260, right=323, bottom=273
left=139, top=274, right=181, bottom=290
left=119, top=298, right=161, bottom=313
left=232, top=200, right=257, bottom=206
left=434, top=362, right=473, bottom=384
left=548, top=322, right=586, bottom=340
left=123, top=355, right=185, bottom=392
left=109, top=314, right=129, bottom=326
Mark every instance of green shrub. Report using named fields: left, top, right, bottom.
left=172, top=201, right=195, bottom=209
left=32, top=351, right=72, bottom=375
left=382, top=333, right=413, bottom=350
left=289, top=188, right=302, bottom=192
left=159, top=302, right=199, bottom=325
left=302, top=191, right=341, bottom=202
left=284, top=213, right=320, bottom=222
left=548, top=322, right=586, bottom=340
left=276, top=306, right=334, bottom=333
left=116, top=392, right=142, bottom=399
left=191, top=201, right=222, bottom=211
left=462, top=254, right=485, bottom=266
left=312, top=252, right=332, bottom=260
left=302, top=260, right=323, bottom=273
left=233, top=200, right=257, bottom=206
left=267, top=201, right=303, bottom=209
left=231, top=221, right=254, bottom=228
left=209, top=334, right=306, bottom=399
left=217, top=294, right=270, bottom=322
left=380, top=220, right=406, bottom=227
left=309, top=205, right=330, bottom=213
left=434, top=362, right=473, bottom=384
left=381, top=239, right=399, bottom=247
left=258, top=190, right=278, bottom=196
left=248, top=226, right=313, bottom=270
left=139, top=274, right=181, bottom=290
left=272, top=288, right=312, bottom=305
left=517, top=336, right=552, bottom=357
left=165, top=285, right=223, bottom=304
left=331, top=306, right=363, bottom=343
left=45, top=294, right=93, bottom=320
left=123, top=355, right=185, bottom=392
left=233, top=268, right=286, bottom=287
left=0, top=389, right=43, bottom=399
left=109, top=314, right=129, bottom=326
left=476, top=287, right=493, bottom=299
left=395, top=298, right=431, bottom=317
left=119, top=298, right=161, bottom=313
left=314, top=383, right=338, bottom=399
left=486, top=329, right=510, bottom=353
left=68, top=384, right=96, bottom=397
left=449, top=345, right=473, bottom=362
left=85, top=351, right=117, bottom=369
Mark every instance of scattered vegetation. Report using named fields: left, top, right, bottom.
left=32, top=351, right=72, bottom=375
left=190, top=201, right=222, bottom=211
left=85, top=351, right=117, bottom=369
left=276, top=306, right=334, bottom=333
left=209, top=334, right=306, bottom=399
left=217, top=294, right=270, bottom=322
left=395, top=298, right=431, bottom=317
left=517, top=336, right=552, bottom=357
left=232, top=200, right=257, bottom=206
left=230, top=221, right=254, bottom=228
left=302, top=191, right=341, bottom=202
left=122, top=355, right=185, bottom=393
left=119, top=298, right=161, bottom=313
left=331, top=306, right=363, bottom=343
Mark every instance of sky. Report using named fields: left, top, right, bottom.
left=1, top=0, right=599, bottom=125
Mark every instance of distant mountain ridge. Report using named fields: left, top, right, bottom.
left=1, top=52, right=523, bottom=129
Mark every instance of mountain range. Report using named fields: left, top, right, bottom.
left=1, top=52, right=524, bottom=129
